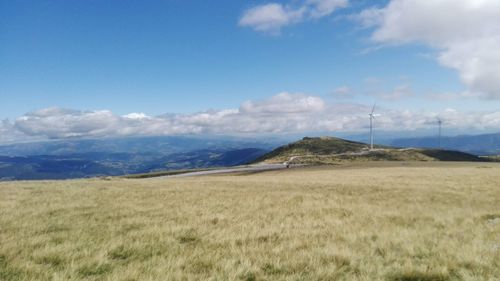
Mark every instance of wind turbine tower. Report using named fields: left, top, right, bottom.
left=437, top=118, right=442, bottom=149
left=369, top=104, right=376, bottom=150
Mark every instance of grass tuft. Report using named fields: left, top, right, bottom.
left=481, top=213, right=500, bottom=221
left=188, top=259, right=213, bottom=274
left=77, top=262, right=113, bottom=277
left=33, top=254, right=65, bottom=268
left=389, top=271, right=450, bottom=281
left=41, top=224, right=70, bottom=234
left=322, top=255, right=351, bottom=268
left=108, top=245, right=135, bottom=261
left=0, top=255, right=24, bottom=281
left=240, top=271, right=257, bottom=281
left=261, top=263, right=286, bottom=275
left=256, top=233, right=280, bottom=243
left=177, top=230, right=200, bottom=244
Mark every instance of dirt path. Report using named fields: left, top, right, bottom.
left=152, top=163, right=287, bottom=179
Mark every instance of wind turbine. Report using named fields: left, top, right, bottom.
left=369, top=103, right=376, bottom=150
left=437, top=117, right=443, bottom=149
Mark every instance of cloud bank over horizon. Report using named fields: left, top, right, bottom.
left=1, top=92, right=500, bottom=144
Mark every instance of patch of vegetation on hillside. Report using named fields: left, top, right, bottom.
left=253, top=136, right=370, bottom=163
left=418, top=149, right=484, bottom=162
left=280, top=149, right=434, bottom=165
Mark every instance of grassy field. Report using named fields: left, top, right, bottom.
left=0, top=162, right=499, bottom=281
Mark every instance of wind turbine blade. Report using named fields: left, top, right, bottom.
left=371, top=103, right=376, bottom=114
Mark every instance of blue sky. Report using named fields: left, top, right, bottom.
left=1, top=0, right=500, bottom=142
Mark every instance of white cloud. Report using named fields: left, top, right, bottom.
left=307, top=0, right=348, bottom=19
left=239, top=0, right=348, bottom=34
left=239, top=3, right=305, bottom=34
left=0, top=119, right=39, bottom=144
left=358, top=0, right=500, bottom=99
left=11, top=93, right=330, bottom=139
left=1, top=92, right=497, bottom=143
left=16, top=108, right=122, bottom=138
left=122, top=113, right=150, bottom=120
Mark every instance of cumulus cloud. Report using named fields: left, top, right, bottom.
left=0, top=119, right=39, bottom=144
left=12, top=93, right=330, bottom=139
left=122, top=113, right=151, bottom=120
left=239, top=0, right=348, bottom=34
left=16, top=108, right=122, bottom=138
left=1, top=92, right=497, bottom=143
left=239, top=3, right=305, bottom=34
left=307, top=0, right=348, bottom=19
left=357, top=0, right=500, bottom=99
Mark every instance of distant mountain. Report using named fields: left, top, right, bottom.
left=4, top=132, right=496, bottom=180
left=0, top=148, right=269, bottom=181
left=0, top=136, right=278, bottom=180
left=255, top=136, right=486, bottom=164
left=388, top=132, right=500, bottom=155
left=0, top=155, right=123, bottom=180
left=143, top=148, right=268, bottom=171
left=0, top=135, right=279, bottom=156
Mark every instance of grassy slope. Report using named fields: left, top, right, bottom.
left=253, top=137, right=368, bottom=163
left=1, top=162, right=499, bottom=281
left=255, top=137, right=486, bottom=164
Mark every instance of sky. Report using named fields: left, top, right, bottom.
left=1, top=0, right=500, bottom=143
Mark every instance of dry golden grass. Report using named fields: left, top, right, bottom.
left=0, top=162, right=499, bottom=281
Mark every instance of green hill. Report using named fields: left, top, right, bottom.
left=254, top=136, right=487, bottom=164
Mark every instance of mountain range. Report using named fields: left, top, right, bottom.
left=386, top=132, right=500, bottom=155
left=1, top=132, right=498, bottom=180
left=0, top=136, right=279, bottom=180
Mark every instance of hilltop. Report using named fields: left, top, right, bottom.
left=254, top=136, right=487, bottom=164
